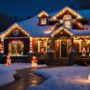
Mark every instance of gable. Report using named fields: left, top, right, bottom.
left=51, top=7, right=83, bottom=20
left=1, top=23, right=30, bottom=38
left=51, top=27, right=74, bottom=38
left=37, top=11, right=49, bottom=18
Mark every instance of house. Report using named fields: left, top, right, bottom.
left=0, top=7, right=90, bottom=59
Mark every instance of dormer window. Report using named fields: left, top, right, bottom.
left=37, top=11, right=49, bottom=25
left=64, top=20, right=72, bottom=29
left=63, top=14, right=72, bottom=29
left=40, top=18, right=47, bottom=25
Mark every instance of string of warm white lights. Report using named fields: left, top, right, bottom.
left=0, top=23, right=30, bottom=39
left=51, top=27, right=73, bottom=37
left=37, top=11, right=49, bottom=18
left=52, top=7, right=83, bottom=20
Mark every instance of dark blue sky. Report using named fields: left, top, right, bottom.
left=0, top=0, right=85, bottom=18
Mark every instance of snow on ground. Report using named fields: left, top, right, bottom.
left=0, top=63, right=46, bottom=86
left=27, top=66, right=90, bottom=90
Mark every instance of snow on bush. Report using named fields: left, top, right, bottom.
left=0, top=68, right=16, bottom=86
left=0, top=63, right=47, bottom=86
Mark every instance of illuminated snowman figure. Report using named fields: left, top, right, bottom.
left=6, top=55, right=11, bottom=66
left=31, top=56, right=38, bottom=67
left=82, top=47, right=86, bottom=56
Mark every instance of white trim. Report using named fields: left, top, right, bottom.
left=80, top=40, right=81, bottom=52
left=51, top=27, right=73, bottom=37
left=0, top=23, right=30, bottom=38
left=37, top=11, right=49, bottom=18
left=4, top=37, right=29, bottom=39
left=51, top=7, right=83, bottom=20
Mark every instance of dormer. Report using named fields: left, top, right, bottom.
left=51, top=7, right=83, bottom=20
left=37, top=11, right=49, bottom=25
left=63, top=14, right=72, bottom=29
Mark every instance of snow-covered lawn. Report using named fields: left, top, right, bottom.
left=27, top=66, right=90, bottom=90
left=0, top=63, right=46, bottom=86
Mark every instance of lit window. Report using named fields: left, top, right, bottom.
left=63, top=14, right=72, bottom=29
left=41, top=18, right=47, bottom=25
left=38, top=40, right=47, bottom=52
left=64, top=20, right=71, bottom=29
left=81, top=40, right=88, bottom=52
left=8, top=40, right=24, bottom=56
left=63, top=14, right=72, bottom=20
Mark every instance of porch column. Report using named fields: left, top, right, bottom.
left=69, top=35, right=75, bottom=65
left=46, top=36, right=54, bottom=64
left=71, top=35, right=75, bottom=52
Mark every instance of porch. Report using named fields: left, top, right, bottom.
left=0, top=52, right=90, bottom=66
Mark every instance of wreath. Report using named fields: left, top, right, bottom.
left=13, top=30, right=19, bottom=36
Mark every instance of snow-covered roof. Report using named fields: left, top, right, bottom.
left=18, top=8, right=90, bottom=37
left=19, top=20, right=90, bottom=37
left=71, top=29, right=90, bottom=36
left=19, top=17, right=53, bottom=37
left=1, top=7, right=90, bottom=37
left=51, top=26, right=90, bottom=36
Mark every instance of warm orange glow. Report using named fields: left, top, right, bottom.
left=44, top=23, right=60, bottom=34
left=31, top=56, right=38, bottom=67
left=6, top=55, right=11, bottom=66
left=82, top=47, right=86, bottom=56
left=1, top=23, right=30, bottom=38
left=52, top=7, right=83, bottom=20
left=74, top=20, right=85, bottom=29
left=51, top=27, right=73, bottom=37
left=37, top=11, right=49, bottom=18
left=44, top=29, right=52, bottom=34
left=88, top=74, right=90, bottom=80
left=74, top=75, right=90, bottom=84
left=40, top=18, right=47, bottom=25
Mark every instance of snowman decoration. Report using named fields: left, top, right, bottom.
left=31, top=56, right=38, bottom=67
left=6, top=55, right=11, bottom=66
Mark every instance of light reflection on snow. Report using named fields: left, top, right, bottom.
left=63, top=75, right=90, bottom=85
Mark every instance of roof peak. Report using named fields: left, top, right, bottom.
left=37, top=11, right=49, bottom=18
left=51, top=6, right=83, bottom=20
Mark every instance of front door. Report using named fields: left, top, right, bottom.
left=55, top=39, right=68, bottom=58
left=61, top=40, right=67, bottom=57
left=54, top=40, right=60, bottom=58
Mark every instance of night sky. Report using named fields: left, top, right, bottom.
left=0, top=0, right=89, bottom=18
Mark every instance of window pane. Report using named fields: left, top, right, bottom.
left=64, top=21, right=71, bottom=28
left=41, top=18, right=47, bottom=25
left=8, top=40, right=24, bottom=56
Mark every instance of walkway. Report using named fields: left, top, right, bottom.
left=0, top=68, right=46, bottom=90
